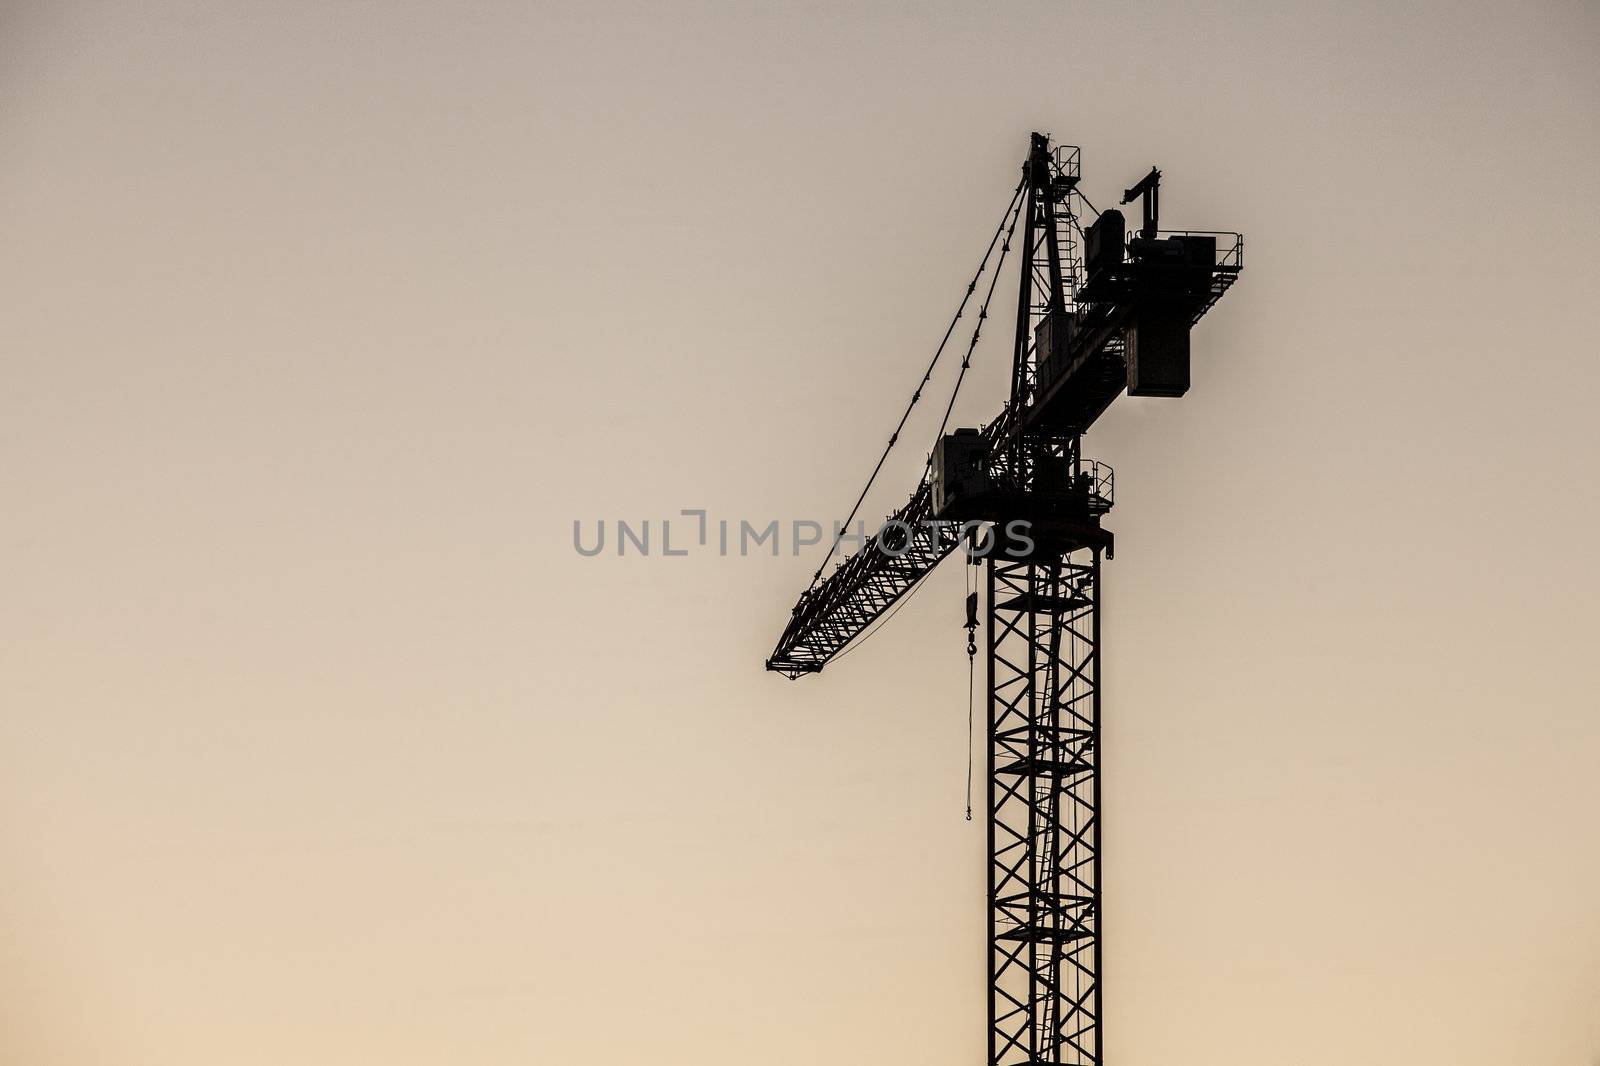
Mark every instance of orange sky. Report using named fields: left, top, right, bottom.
left=3, top=2, right=1598, bottom=1064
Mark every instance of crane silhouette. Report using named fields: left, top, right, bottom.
left=764, top=133, right=1244, bottom=1066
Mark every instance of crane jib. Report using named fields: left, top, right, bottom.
left=765, top=411, right=1017, bottom=677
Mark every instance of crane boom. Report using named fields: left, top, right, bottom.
left=766, top=405, right=1020, bottom=678
left=764, top=480, right=952, bottom=678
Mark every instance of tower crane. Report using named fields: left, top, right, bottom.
left=763, top=133, right=1243, bottom=1066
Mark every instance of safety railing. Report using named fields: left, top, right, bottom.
left=1084, top=460, right=1114, bottom=515
left=1051, top=145, right=1082, bottom=185
left=1156, top=229, right=1244, bottom=271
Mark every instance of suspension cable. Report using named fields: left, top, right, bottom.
left=1063, top=186, right=1099, bottom=251
left=806, top=176, right=1027, bottom=591
left=928, top=190, right=1026, bottom=458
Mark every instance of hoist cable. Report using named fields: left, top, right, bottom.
left=806, top=176, right=1028, bottom=591
left=965, top=561, right=977, bottom=823
left=966, top=649, right=976, bottom=822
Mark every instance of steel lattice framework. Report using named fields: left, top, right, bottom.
left=988, top=553, right=1102, bottom=1066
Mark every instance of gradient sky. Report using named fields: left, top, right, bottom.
left=4, top=2, right=1599, bottom=1064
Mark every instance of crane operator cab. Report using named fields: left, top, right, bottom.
left=931, top=428, right=991, bottom=520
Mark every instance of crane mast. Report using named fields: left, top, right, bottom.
left=765, top=133, right=1242, bottom=1066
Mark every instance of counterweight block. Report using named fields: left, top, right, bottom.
left=1124, top=233, right=1217, bottom=398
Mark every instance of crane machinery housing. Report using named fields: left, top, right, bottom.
left=764, top=133, right=1243, bottom=1066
